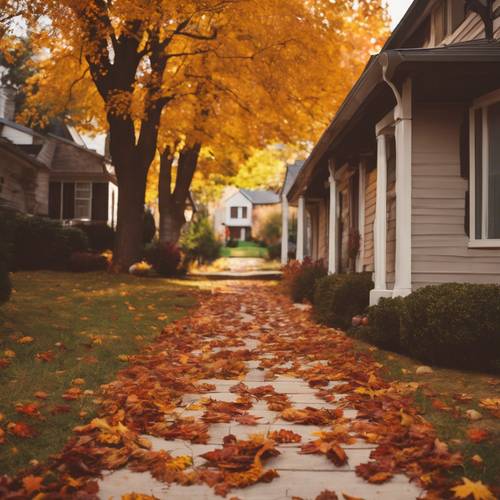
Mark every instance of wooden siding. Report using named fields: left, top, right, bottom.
left=411, top=103, right=500, bottom=288
left=363, top=169, right=376, bottom=272
left=441, top=0, right=500, bottom=46
left=317, top=199, right=328, bottom=262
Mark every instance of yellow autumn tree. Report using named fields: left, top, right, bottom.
left=12, top=0, right=389, bottom=267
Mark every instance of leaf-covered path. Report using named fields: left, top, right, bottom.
left=2, top=282, right=470, bottom=499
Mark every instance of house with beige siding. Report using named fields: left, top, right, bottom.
left=0, top=89, right=118, bottom=227
left=285, top=0, right=500, bottom=304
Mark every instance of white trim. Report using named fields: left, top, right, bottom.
left=373, top=134, right=388, bottom=292
left=74, top=181, right=93, bottom=221
left=281, top=195, right=289, bottom=265
left=468, top=239, right=500, bottom=248
left=296, top=196, right=305, bottom=262
left=473, top=89, right=500, bottom=109
left=469, top=89, right=500, bottom=247
left=393, top=78, right=413, bottom=298
left=375, top=109, right=395, bottom=136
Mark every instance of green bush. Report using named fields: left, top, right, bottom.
left=282, top=258, right=327, bottom=304
left=1, top=212, right=88, bottom=270
left=180, top=214, right=221, bottom=265
left=313, top=272, right=373, bottom=329
left=401, top=283, right=500, bottom=371
left=268, top=243, right=281, bottom=261
left=364, top=297, right=406, bottom=350
left=144, top=241, right=181, bottom=277
left=74, top=223, right=115, bottom=251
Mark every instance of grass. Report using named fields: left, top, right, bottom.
left=219, top=241, right=269, bottom=258
left=0, top=271, right=201, bottom=476
left=352, top=338, right=500, bottom=487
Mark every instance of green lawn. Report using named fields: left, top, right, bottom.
left=353, top=339, right=500, bottom=487
left=219, top=241, right=269, bottom=258
left=0, top=271, right=200, bottom=476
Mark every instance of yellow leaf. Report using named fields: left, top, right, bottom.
left=122, top=494, right=159, bottom=500
left=451, top=477, right=495, bottom=500
left=118, top=355, right=130, bottom=362
left=72, top=378, right=85, bottom=386
left=4, top=349, right=16, bottom=358
left=17, top=336, right=34, bottom=344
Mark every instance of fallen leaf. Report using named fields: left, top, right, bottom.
left=8, top=422, right=36, bottom=438
left=34, top=391, right=48, bottom=400
left=416, top=365, right=433, bottom=375
left=17, top=336, right=34, bottom=344
left=22, top=475, right=44, bottom=494
left=466, top=428, right=489, bottom=443
left=451, top=477, right=495, bottom=500
left=465, top=410, right=482, bottom=421
left=367, top=471, right=393, bottom=484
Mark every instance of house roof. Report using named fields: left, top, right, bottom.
left=240, top=189, right=280, bottom=205
left=280, top=161, right=304, bottom=197
left=288, top=38, right=500, bottom=202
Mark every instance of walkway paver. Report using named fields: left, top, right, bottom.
left=97, top=283, right=423, bottom=499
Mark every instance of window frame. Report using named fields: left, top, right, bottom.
left=74, top=181, right=93, bottom=221
left=230, top=206, right=239, bottom=219
left=469, top=89, right=500, bottom=248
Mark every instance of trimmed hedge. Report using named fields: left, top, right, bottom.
left=364, top=296, right=406, bottom=350
left=401, top=283, right=500, bottom=371
left=313, top=273, right=373, bottom=329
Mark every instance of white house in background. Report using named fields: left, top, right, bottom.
left=0, top=87, right=118, bottom=227
left=213, top=188, right=280, bottom=241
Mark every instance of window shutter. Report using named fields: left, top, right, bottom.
left=48, top=182, right=61, bottom=219
left=91, top=182, right=109, bottom=221
left=62, top=183, right=75, bottom=219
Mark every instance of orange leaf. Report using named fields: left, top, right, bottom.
left=467, top=428, right=489, bottom=443
left=368, top=472, right=393, bottom=484
left=22, top=475, right=44, bottom=494
left=8, top=422, right=36, bottom=438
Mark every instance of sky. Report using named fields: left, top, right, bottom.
left=387, top=0, right=414, bottom=28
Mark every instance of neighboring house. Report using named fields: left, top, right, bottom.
left=285, top=0, right=500, bottom=305
left=0, top=91, right=117, bottom=227
left=214, top=188, right=280, bottom=241
left=280, top=160, right=303, bottom=264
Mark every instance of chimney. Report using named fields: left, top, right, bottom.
left=0, top=87, right=16, bottom=121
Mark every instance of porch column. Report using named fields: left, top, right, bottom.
left=240, top=227, right=246, bottom=241
left=370, top=133, right=391, bottom=305
left=328, top=173, right=337, bottom=274
left=281, top=195, right=289, bottom=265
left=393, top=79, right=413, bottom=298
left=296, top=195, right=305, bottom=262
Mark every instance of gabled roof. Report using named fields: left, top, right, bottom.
left=0, top=138, right=48, bottom=171
left=280, top=160, right=304, bottom=197
left=288, top=39, right=500, bottom=202
left=240, top=189, right=280, bottom=205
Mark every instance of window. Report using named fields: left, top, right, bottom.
left=230, top=206, right=238, bottom=219
left=75, top=182, right=92, bottom=220
left=242, top=206, right=248, bottom=218
left=469, top=91, right=500, bottom=246
left=431, top=0, right=466, bottom=46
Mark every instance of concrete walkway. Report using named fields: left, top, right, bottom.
left=98, top=285, right=422, bottom=499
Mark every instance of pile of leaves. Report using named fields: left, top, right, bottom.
left=0, top=282, right=498, bottom=499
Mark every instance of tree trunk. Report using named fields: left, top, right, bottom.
left=158, top=143, right=201, bottom=245
left=112, top=161, right=148, bottom=272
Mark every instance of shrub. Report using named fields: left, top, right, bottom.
left=313, top=272, right=373, bottom=329
left=282, top=258, right=327, bottom=304
left=143, top=210, right=156, bottom=244
left=364, top=297, right=406, bottom=350
left=180, top=214, right=221, bottom=265
left=69, top=252, right=108, bottom=272
left=401, top=283, right=500, bottom=371
left=8, top=214, right=88, bottom=270
left=268, top=243, right=281, bottom=261
left=256, top=211, right=281, bottom=245
left=226, top=239, right=238, bottom=248
left=144, top=241, right=181, bottom=277
left=74, top=223, right=115, bottom=251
